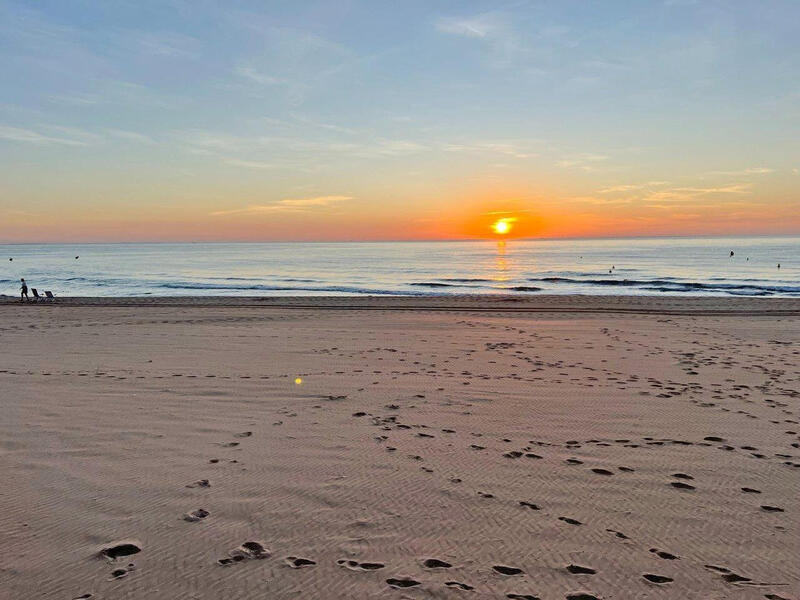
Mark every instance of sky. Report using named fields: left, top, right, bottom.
left=0, top=0, right=798, bottom=242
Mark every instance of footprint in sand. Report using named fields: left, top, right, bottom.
left=649, top=548, right=679, bottom=560
left=565, top=458, right=583, bottom=465
left=422, top=558, right=452, bottom=569
left=671, top=473, right=694, bottom=480
left=643, top=573, right=673, bottom=584
left=559, top=517, right=582, bottom=526
left=234, top=431, right=252, bottom=438
left=565, top=593, right=600, bottom=600
left=741, top=487, right=761, bottom=493
left=285, top=556, right=316, bottom=568
left=218, top=541, right=270, bottom=565
left=99, top=541, right=141, bottom=560
left=519, top=501, right=540, bottom=510
left=186, top=479, right=210, bottom=488
left=507, top=595, right=540, bottom=600
left=183, top=509, right=209, bottom=522
left=493, top=565, right=524, bottom=576
left=478, top=491, right=495, bottom=498
left=606, top=528, right=629, bottom=539
left=566, top=565, right=596, bottom=575
left=445, top=581, right=474, bottom=590
left=760, top=505, right=784, bottom=512
left=590, top=468, right=613, bottom=476
left=670, top=481, right=696, bottom=490
left=109, top=563, right=135, bottom=580
left=387, top=577, right=421, bottom=588
left=337, top=559, right=385, bottom=571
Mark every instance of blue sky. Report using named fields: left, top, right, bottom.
left=1, top=0, right=798, bottom=241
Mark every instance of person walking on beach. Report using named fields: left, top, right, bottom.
left=20, top=278, right=29, bottom=302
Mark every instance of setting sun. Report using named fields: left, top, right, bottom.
left=491, top=218, right=516, bottom=235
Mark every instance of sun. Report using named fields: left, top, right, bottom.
left=491, top=217, right=515, bottom=235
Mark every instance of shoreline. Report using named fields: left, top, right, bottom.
left=2, top=294, right=800, bottom=316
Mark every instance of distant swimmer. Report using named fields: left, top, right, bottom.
left=777, top=263, right=781, bottom=269
left=8, top=257, right=11, bottom=261
left=75, top=256, right=79, bottom=260
left=730, top=250, right=734, bottom=257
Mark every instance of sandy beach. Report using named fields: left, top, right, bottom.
left=1, top=296, right=798, bottom=600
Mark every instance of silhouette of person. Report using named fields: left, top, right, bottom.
left=20, top=278, right=28, bottom=302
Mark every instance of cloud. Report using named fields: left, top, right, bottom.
left=0, top=124, right=90, bottom=146
left=444, top=141, right=538, bottom=159
left=436, top=15, right=496, bottom=38
left=137, top=32, right=201, bottom=58
left=435, top=12, right=526, bottom=67
left=211, top=195, right=352, bottom=216
left=106, top=129, right=155, bottom=144
left=235, top=65, right=282, bottom=85
left=222, top=158, right=278, bottom=170
left=642, top=184, right=752, bottom=204
left=705, top=167, right=774, bottom=176
left=598, top=181, right=669, bottom=193
left=47, top=93, right=101, bottom=106
left=557, top=154, right=610, bottom=171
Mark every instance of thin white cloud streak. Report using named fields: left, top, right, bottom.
left=704, top=167, right=774, bottom=176
left=0, top=124, right=89, bottom=146
left=105, top=129, right=156, bottom=144
left=211, top=195, right=352, bottom=216
left=436, top=15, right=496, bottom=38
left=235, top=65, right=282, bottom=85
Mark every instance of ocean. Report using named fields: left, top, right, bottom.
left=1, top=237, right=797, bottom=298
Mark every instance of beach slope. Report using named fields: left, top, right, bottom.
left=1, top=296, right=798, bottom=599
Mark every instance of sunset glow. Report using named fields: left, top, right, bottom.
left=0, top=2, right=797, bottom=243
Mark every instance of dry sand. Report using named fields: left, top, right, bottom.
left=1, top=296, right=798, bottom=600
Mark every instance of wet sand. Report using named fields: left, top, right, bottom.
left=1, top=296, right=798, bottom=600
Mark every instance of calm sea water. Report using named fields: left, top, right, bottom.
left=1, top=237, right=797, bottom=297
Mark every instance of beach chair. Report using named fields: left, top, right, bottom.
left=45, top=291, right=56, bottom=302
left=31, top=288, right=42, bottom=302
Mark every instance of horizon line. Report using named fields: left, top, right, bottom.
left=1, top=232, right=800, bottom=246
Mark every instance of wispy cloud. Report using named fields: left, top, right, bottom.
left=643, top=183, right=752, bottom=204
left=436, top=15, right=497, bottom=38
left=557, top=154, right=610, bottom=171
left=211, top=195, right=352, bottom=216
left=235, top=65, right=282, bottom=85
left=598, top=181, right=669, bottom=193
left=221, top=158, right=278, bottom=170
left=435, top=12, right=526, bottom=67
left=137, top=32, right=201, bottom=58
left=444, top=141, right=538, bottom=159
left=704, top=167, right=774, bottom=176
left=105, top=129, right=155, bottom=144
left=0, top=124, right=90, bottom=146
